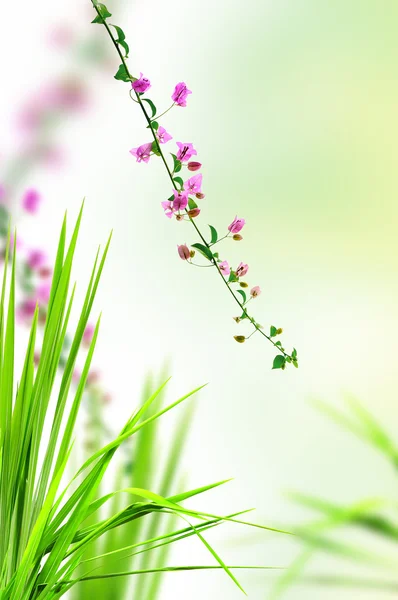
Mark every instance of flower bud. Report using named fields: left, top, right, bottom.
left=176, top=214, right=184, bottom=221
left=233, top=316, right=241, bottom=323
left=196, top=192, right=205, bottom=199
left=188, top=161, right=202, bottom=172
left=234, top=335, right=246, bottom=343
left=177, top=244, right=190, bottom=260
left=276, top=327, right=283, bottom=335
left=189, top=249, right=196, bottom=258
left=233, top=234, right=243, bottom=241
left=250, top=286, right=261, bottom=297
left=240, top=282, right=248, bottom=288
left=187, top=208, right=201, bottom=218
left=38, top=266, right=52, bottom=278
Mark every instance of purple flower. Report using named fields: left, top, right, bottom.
left=132, top=73, right=151, bottom=94
left=219, top=260, right=230, bottom=276
left=236, top=262, right=249, bottom=278
left=23, top=189, right=41, bottom=214
left=172, top=82, right=192, bottom=107
left=83, top=323, right=95, bottom=346
left=177, top=244, right=190, bottom=260
left=184, top=174, right=202, bottom=195
left=157, top=126, right=173, bottom=144
left=161, top=200, right=175, bottom=219
left=172, top=189, right=188, bottom=211
left=129, top=142, right=152, bottom=163
left=228, top=216, right=245, bottom=234
left=176, top=142, right=197, bottom=163
left=27, top=249, right=47, bottom=270
left=36, top=282, right=51, bottom=304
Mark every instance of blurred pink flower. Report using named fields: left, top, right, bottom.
left=23, top=189, right=41, bottom=213
left=36, top=282, right=51, bottom=304
left=83, top=323, right=95, bottom=346
left=27, top=249, right=47, bottom=270
left=172, top=82, right=192, bottom=107
left=250, top=286, right=261, bottom=297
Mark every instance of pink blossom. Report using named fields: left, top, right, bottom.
left=83, top=323, right=95, bottom=346
left=250, top=286, right=261, bottom=297
left=236, top=262, right=249, bottom=278
left=172, top=82, right=192, bottom=107
left=228, top=216, right=245, bottom=234
left=219, top=260, right=230, bottom=276
left=17, top=299, right=37, bottom=322
left=129, top=142, right=152, bottom=163
left=176, top=142, right=197, bottom=163
left=10, top=233, right=22, bottom=252
left=23, top=188, right=41, bottom=214
left=177, top=244, right=190, bottom=260
left=188, top=161, right=201, bottom=172
left=172, top=189, right=188, bottom=211
left=161, top=200, right=175, bottom=219
left=27, top=249, right=47, bottom=270
left=36, top=282, right=51, bottom=304
left=157, top=126, right=172, bottom=144
left=132, top=73, right=151, bottom=94
left=184, top=174, right=202, bottom=195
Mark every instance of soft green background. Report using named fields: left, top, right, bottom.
left=1, top=0, right=398, bottom=598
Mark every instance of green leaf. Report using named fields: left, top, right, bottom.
left=272, top=355, right=286, bottom=370
left=191, top=243, right=213, bottom=262
left=150, top=120, right=159, bottom=131
left=151, top=141, right=161, bottom=156
left=188, top=198, right=198, bottom=210
left=236, top=289, right=247, bottom=304
left=292, top=347, right=297, bottom=359
left=228, top=271, right=239, bottom=283
left=171, top=153, right=182, bottom=173
left=111, top=25, right=129, bottom=57
left=173, top=177, right=184, bottom=189
left=209, top=225, right=218, bottom=244
left=91, top=3, right=112, bottom=23
left=114, top=64, right=130, bottom=82
left=142, top=98, right=157, bottom=117
left=270, top=326, right=277, bottom=337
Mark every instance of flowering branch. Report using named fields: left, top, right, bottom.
left=90, top=1, right=298, bottom=370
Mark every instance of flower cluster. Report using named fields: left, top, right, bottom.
left=91, top=2, right=298, bottom=370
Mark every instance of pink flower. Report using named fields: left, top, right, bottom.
left=188, top=161, right=202, bottom=172
left=27, top=249, right=47, bottom=270
left=161, top=200, right=174, bottom=219
left=250, top=286, right=261, bottom=298
left=83, top=323, right=95, bottom=346
left=184, top=174, right=202, bottom=195
left=177, top=244, right=190, bottom=260
left=172, top=82, right=192, bottom=107
left=23, top=188, right=41, bottom=214
left=236, top=262, right=249, bottom=278
left=176, top=142, right=197, bottom=163
left=129, top=142, right=152, bottom=163
left=172, top=189, right=188, bottom=211
left=17, top=299, right=37, bottom=322
left=157, top=126, right=172, bottom=144
left=36, top=282, right=51, bottom=304
left=132, top=73, right=151, bottom=94
left=219, top=260, right=230, bottom=276
left=10, top=233, right=22, bottom=252
left=228, top=216, right=245, bottom=234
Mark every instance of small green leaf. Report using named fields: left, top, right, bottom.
left=228, top=271, right=239, bottom=283
left=114, top=63, right=130, bottom=82
left=293, top=359, right=299, bottom=368
left=173, top=177, right=184, bottom=189
left=191, top=243, right=213, bottom=262
left=292, top=347, right=298, bottom=359
left=272, top=355, right=286, bottom=370
left=150, top=121, right=159, bottom=131
left=209, top=225, right=218, bottom=244
left=240, top=311, right=248, bottom=320
left=188, top=198, right=198, bottom=210
left=151, top=141, right=161, bottom=156
left=142, top=98, right=157, bottom=117
left=270, top=326, right=277, bottom=337
left=236, top=289, right=247, bottom=304
left=171, top=153, right=182, bottom=173
left=91, top=3, right=112, bottom=23
left=111, top=25, right=129, bottom=57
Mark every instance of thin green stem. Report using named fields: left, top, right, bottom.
left=151, top=103, right=175, bottom=121
left=92, top=1, right=291, bottom=359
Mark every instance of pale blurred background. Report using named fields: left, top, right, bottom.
left=1, top=0, right=398, bottom=598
